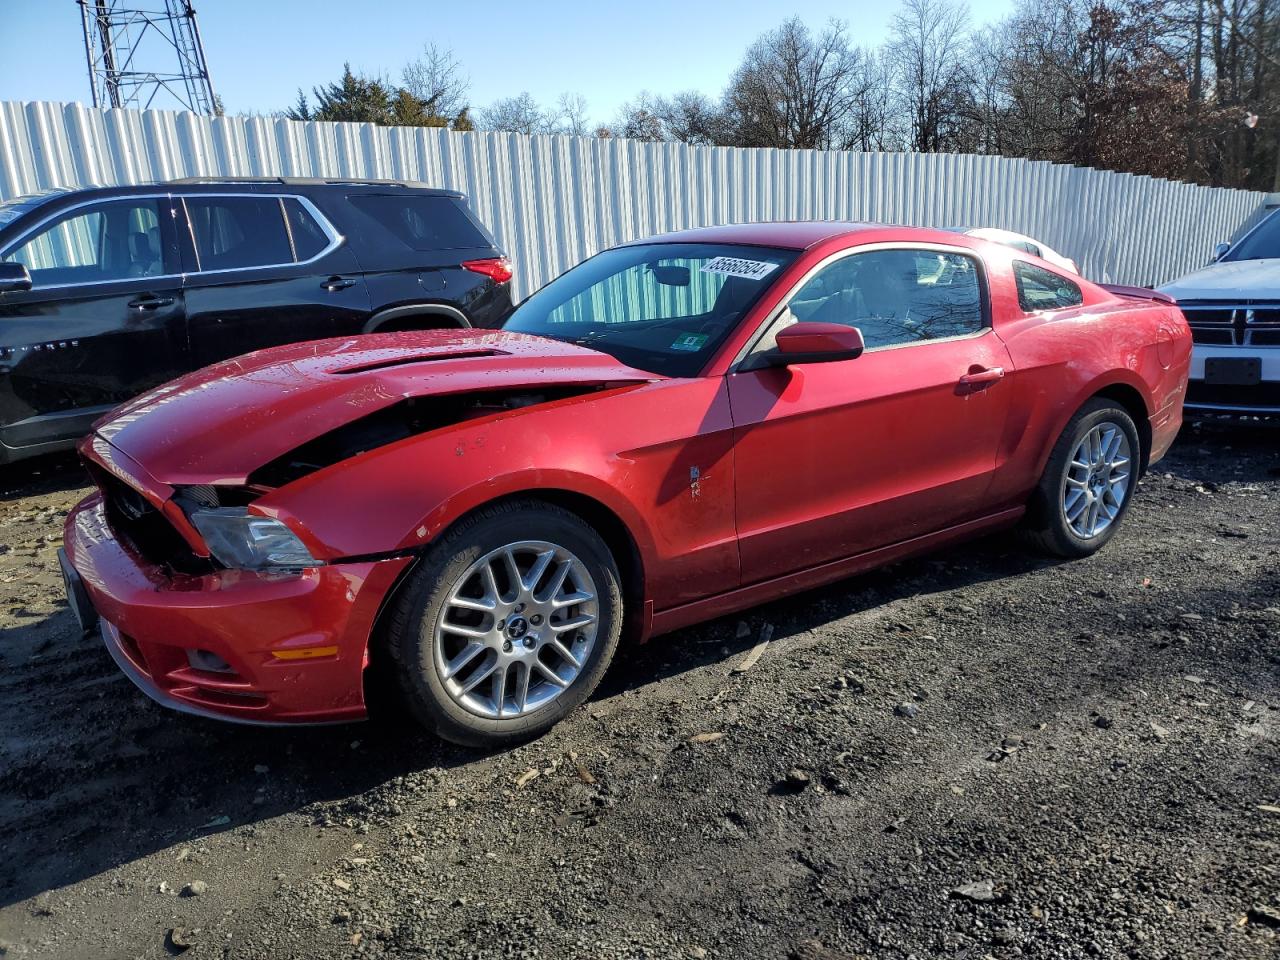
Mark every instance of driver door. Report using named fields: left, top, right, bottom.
left=0, top=195, right=186, bottom=453
left=728, top=245, right=1014, bottom=585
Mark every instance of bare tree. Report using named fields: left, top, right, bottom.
left=477, top=92, right=556, bottom=135
left=400, top=43, right=470, bottom=121
left=612, top=92, right=667, bottom=141
left=722, top=17, right=873, bottom=149
left=887, top=0, right=972, bottom=152
left=554, top=92, right=592, bottom=137
left=655, top=90, right=729, bottom=144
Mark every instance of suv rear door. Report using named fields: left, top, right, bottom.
left=179, top=193, right=371, bottom=367
left=0, top=194, right=186, bottom=455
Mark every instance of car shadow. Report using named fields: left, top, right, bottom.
left=0, top=451, right=89, bottom=502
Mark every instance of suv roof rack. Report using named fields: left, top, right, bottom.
left=166, top=176, right=443, bottom=189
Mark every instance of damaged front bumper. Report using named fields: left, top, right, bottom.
left=64, top=494, right=411, bottom=725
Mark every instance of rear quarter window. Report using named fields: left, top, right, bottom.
left=1014, top=260, right=1082, bottom=312
left=348, top=195, right=491, bottom=251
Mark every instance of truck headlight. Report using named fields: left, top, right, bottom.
left=189, top=508, right=320, bottom=571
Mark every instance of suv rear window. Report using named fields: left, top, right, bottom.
left=349, top=195, right=489, bottom=251
left=1014, top=260, right=1082, bottom=312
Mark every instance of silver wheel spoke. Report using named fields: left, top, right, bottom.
left=522, top=549, right=554, bottom=594
left=550, top=639, right=582, bottom=668
left=443, top=641, right=486, bottom=680
left=551, top=613, right=594, bottom=633
left=533, top=659, right=570, bottom=688
left=442, top=621, right=489, bottom=639
left=492, top=664, right=508, bottom=715
left=514, top=663, right=531, bottom=713
left=460, top=660, right=497, bottom=694
left=552, top=589, right=594, bottom=609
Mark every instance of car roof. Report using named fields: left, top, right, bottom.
left=0, top=178, right=465, bottom=205
left=626, top=221, right=963, bottom=251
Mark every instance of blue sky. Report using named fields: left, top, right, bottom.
left=1, top=0, right=1015, bottom=123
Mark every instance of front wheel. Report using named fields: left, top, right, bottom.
left=1021, top=399, right=1142, bottom=558
left=384, top=500, right=623, bottom=747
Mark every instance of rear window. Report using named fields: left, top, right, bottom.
left=349, top=195, right=489, bottom=251
left=186, top=196, right=293, bottom=271
left=283, top=198, right=331, bottom=261
left=1014, top=260, right=1082, bottom=312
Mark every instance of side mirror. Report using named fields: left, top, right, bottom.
left=1213, top=242, right=1231, bottom=261
left=773, top=322, right=865, bottom=365
left=0, top=261, right=31, bottom=293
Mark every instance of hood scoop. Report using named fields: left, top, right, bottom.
left=334, top=348, right=506, bottom=375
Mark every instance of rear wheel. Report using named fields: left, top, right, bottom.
left=1021, top=399, right=1142, bottom=558
left=385, top=500, right=623, bottom=747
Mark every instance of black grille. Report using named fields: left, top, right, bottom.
left=88, top=466, right=211, bottom=573
left=1180, top=301, right=1280, bottom=347
left=1186, top=380, right=1280, bottom=411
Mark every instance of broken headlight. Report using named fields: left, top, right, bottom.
left=189, top=507, right=319, bottom=571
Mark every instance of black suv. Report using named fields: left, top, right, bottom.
left=0, top=177, right=514, bottom=465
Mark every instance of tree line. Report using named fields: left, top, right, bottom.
left=285, top=0, right=1280, bottom=192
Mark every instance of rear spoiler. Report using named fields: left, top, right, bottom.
left=1099, top=284, right=1176, bottom=305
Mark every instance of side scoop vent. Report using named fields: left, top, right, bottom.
left=333, top=349, right=504, bottom=375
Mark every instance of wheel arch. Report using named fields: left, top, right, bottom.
left=1089, top=381, right=1153, bottom=475
left=362, top=303, right=471, bottom=333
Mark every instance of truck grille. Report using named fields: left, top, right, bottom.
left=1179, top=300, right=1280, bottom=347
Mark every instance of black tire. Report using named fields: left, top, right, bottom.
left=384, top=499, right=623, bottom=748
left=1020, top=399, right=1142, bottom=558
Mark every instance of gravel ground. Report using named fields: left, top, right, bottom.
left=0, top=419, right=1277, bottom=960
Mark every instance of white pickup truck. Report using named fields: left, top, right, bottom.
left=1159, top=207, right=1280, bottom=414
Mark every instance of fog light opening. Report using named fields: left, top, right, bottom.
left=187, top=649, right=235, bottom=674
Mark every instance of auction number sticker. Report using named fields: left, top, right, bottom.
left=671, top=332, right=710, bottom=352
left=700, top=256, right=779, bottom=281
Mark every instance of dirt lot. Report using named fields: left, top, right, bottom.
left=0, top=419, right=1277, bottom=960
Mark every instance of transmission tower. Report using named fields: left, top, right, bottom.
left=77, top=1, right=218, bottom=114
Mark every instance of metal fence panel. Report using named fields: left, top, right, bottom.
left=0, top=100, right=1267, bottom=299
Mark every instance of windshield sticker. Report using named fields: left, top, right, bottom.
left=671, top=332, right=710, bottom=352
left=700, top=256, right=779, bottom=281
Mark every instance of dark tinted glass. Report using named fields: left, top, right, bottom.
left=1014, top=260, right=1083, bottom=311
left=789, top=249, right=985, bottom=348
left=283, top=198, right=330, bottom=261
left=186, top=196, right=292, bottom=271
left=349, top=195, right=489, bottom=250
left=1224, top=210, right=1280, bottom=261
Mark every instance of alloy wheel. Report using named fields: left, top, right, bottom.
left=1061, top=421, right=1132, bottom=539
left=433, top=540, right=599, bottom=719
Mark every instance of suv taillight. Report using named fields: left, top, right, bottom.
left=461, top=257, right=513, bottom=284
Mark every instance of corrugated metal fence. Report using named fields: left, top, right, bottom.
left=0, top=100, right=1267, bottom=297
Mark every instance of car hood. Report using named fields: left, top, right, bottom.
left=1158, top=258, right=1280, bottom=300
left=95, top=329, right=660, bottom=486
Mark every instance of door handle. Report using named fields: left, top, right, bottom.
left=127, top=296, right=175, bottom=310
left=321, top=276, right=357, bottom=292
left=958, top=366, right=1005, bottom=389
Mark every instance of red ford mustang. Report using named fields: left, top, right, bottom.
left=60, top=223, right=1190, bottom=746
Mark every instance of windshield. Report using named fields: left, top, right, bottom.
left=1224, top=210, right=1280, bottom=262
left=502, top=242, right=797, bottom=377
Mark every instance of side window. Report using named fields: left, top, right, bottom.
left=283, top=198, right=331, bottom=261
left=1, top=199, right=170, bottom=286
left=348, top=195, right=490, bottom=251
left=787, top=248, right=985, bottom=349
left=1014, top=260, right=1082, bottom=312
left=185, top=196, right=292, bottom=271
